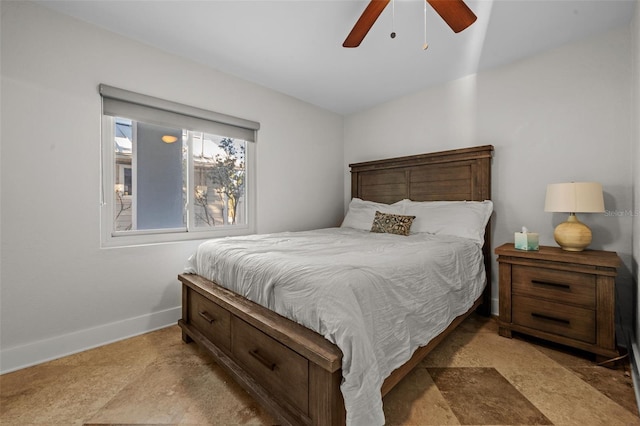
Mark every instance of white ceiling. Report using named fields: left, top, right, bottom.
left=37, top=0, right=636, bottom=115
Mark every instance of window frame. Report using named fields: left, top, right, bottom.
left=99, top=85, right=258, bottom=248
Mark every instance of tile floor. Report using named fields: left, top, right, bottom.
left=1, top=314, right=638, bottom=425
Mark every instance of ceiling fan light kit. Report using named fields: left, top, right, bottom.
left=343, top=0, right=477, bottom=48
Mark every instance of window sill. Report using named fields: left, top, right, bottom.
left=100, top=225, right=255, bottom=248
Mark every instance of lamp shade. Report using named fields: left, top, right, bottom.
left=544, top=182, right=604, bottom=213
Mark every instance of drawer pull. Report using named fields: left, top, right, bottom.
left=249, top=349, right=277, bottom=371
left=531, top=280, right=571, bottom=290
left=198, top=311, right=216, bottom=324
left=531, top=312, right=570, bottom=325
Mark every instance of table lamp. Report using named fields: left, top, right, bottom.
left=544, top=182, right=604, bottom=252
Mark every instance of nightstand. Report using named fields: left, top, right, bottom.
left=495, top=243, right=620, bottom=361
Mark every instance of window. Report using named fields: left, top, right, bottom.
left=100, top=85, right=259, bottom=247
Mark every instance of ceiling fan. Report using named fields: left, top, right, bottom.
left=343, top=0, right=477, bottom=48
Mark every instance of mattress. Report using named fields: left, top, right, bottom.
left=185, top=227, right=486, bottom=426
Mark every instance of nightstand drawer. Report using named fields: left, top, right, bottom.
left=512, top=265, right=595, bottom=308
left=512, top=295, right=595, bottom=343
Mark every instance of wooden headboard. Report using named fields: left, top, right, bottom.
left=349, top=145, right=494, bottom=314
left=349, top=145, right=493, bottom=203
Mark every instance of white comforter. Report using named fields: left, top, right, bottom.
left=185, top=227, right=486, bottom=426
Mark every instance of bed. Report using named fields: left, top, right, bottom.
left=178, top=144, right=494, bottom=426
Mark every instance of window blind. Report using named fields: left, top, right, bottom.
left=99, top=84, right=259, bottom=142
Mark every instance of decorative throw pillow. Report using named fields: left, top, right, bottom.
left=370, top=211, right=415, bottom=236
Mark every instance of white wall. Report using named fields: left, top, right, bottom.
left=345, top=26, right=634, bottom=320
left=0, top=1, right=344, bottom=372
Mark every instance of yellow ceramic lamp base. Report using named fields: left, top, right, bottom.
left=554, top=213, right=592, bottom=252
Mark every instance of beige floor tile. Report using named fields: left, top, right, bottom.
left=0, top=364, right=138, bottom=425
left=499, top=365, right=640, bottom=426
left=422, top=326, right=558, bottom=370
left=85, top=361, right=215, bottom=424
left=180, top=381, right=275, bottom=425
left=428, top=367, right=552, bottom=425
left=384, top=367, right=460, bottom=425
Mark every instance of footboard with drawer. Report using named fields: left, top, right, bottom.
left=178, top=273, right=345, bottom=426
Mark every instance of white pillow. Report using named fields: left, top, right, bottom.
left=341, top=198, right=404, bottom=231
left=400, top=200, right=493, bottom=245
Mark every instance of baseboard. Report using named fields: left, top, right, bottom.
left=629, top=335, right=640, bottom=413
left=0, top=306, right=181, bottom=374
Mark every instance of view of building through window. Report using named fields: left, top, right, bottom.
left=112, top=117, right=247, bottom=233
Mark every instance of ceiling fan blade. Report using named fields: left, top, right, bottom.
left=426, top=0, right=477, bottom=33
left=343, top=0, right=391, bottom=48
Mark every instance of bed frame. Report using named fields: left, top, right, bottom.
left=178, top=144, right=494, bottom=425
